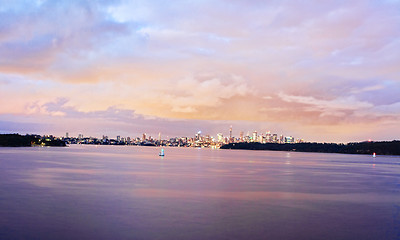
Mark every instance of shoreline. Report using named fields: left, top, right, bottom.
left=220, top=141, right=400, bottom=156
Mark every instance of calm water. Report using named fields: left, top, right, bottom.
left=0, top=145, right=399, bottom=240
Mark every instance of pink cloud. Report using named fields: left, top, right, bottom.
left=1, top=0, right=400, bottom=142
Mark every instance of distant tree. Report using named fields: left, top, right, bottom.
left=220, top=141, right=400, bottom=155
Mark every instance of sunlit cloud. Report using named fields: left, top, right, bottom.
left=1, top=0, right=400, bottom=142
left=278, top=92, right=373, bottom=117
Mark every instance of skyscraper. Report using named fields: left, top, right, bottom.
left=239, top=131, right=244, bottom=142
left=229, top=125, right=233, bottom=143
left=217, top=133, right=224, bottom=143
left=266, top=131, right=271, bottom=143
left=195, top=131, right=201, bottom=141
left=252, top=131, right=257, bottom=142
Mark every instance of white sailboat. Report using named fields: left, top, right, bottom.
left=159, top=148, right=165, bottom=156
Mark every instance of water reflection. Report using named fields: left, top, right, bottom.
left=0, top=146, right=399, bottom=240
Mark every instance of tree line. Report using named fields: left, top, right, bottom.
left=0, top=134, right=66, bottom=147
left=220, top=141, right=400, bottom=155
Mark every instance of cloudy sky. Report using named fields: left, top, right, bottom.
left=1, top=0, right=400, bottom=142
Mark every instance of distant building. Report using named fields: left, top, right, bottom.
left=252, top=131, right=257, bottom=142
left=217, top=133, right=223, bottom=143
left=279, top=135, right=284, bottom=144
left=195, top=131, right=201, bottom=141
left=284, top=136, right=294, bottom=144
left=258, top=135, right=264, bottom=143
left=265, top=131, right=271, bottom=143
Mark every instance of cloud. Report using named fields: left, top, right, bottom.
left=162, top=74, right=251, bottom=113
left=1, top=98, right=275, bottom=138
left=278, top=92, right=373, bottom=116
left=1, top=0, right=400, bottom=142
left=349, top=84, right=385, bottom=94
left=0, top=0, right=130, bottom=74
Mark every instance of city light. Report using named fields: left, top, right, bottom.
left=60, top=127, right=303, bottom=148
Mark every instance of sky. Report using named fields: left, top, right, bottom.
left=1, top=0, right=400, bottom=143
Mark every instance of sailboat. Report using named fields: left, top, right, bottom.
left=373, top=152, right=376, bottom=158
left=159, top=148, right=165, bottom=156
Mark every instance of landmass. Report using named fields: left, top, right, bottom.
left=0, top=134, right=66, bottom=147
left=2, top=133, right=399, bottom=155
left=220, top=141, right=400, bottom=155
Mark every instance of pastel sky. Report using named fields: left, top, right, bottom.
left=1, top=0, right=400, bottom=142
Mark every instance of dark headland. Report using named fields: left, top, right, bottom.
left=221, top=141, right=400, bottom=155
left=0, top=134, right=66, bottom=147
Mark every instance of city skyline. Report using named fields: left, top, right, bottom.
left=1, top=1, right=400, bottom=143
left=62, top=128, right=302, bottom=144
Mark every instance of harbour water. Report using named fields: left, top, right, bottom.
left=0, top=145, right=399, bottom=239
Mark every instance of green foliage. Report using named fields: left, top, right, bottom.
left=221, top=141, right=400, bottom=155
left=0, top=134, right=66, bottom=147
left=0, top=134, right=39, bottom=147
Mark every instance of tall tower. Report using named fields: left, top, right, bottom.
left=229, top=125, right=232, bottom=139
